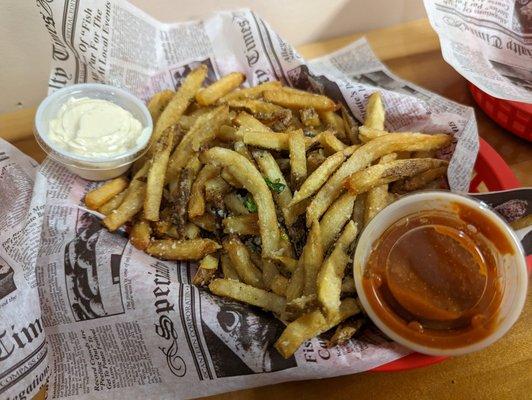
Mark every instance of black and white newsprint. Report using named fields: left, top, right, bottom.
left=424, top=0, right=532, bottom=103
left=0, top=1, right=486, bottom=399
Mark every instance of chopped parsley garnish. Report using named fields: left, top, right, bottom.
left=243, top=195, right=258, bottom=213
left=264, top=177, right=286, bottom=193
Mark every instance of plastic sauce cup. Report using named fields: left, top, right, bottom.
left=34, top=83, right=153, bottom=181
left=353, top=191, right=528, bottom=356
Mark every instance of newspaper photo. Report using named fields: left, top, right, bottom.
left=0, top=1, right=486, bottom=399
left=424, top=0, right=532, bottom=103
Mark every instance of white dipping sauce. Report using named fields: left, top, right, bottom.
left=49, top=97, right=143, bottom=157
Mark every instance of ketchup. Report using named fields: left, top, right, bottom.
left=362, top=202, right=511, bottom=348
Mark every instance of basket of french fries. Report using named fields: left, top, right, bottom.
left=84, top=65, right=453, bottom=359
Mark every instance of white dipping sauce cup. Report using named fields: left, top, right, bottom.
left=353, top=190, right=528, bottom=356
left=34, top=84, right=153, bottom=181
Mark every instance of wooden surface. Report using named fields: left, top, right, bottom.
left=2, top=18, right=530, bottom=400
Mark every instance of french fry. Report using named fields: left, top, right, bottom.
left=319, top=111, right=346, bottom=139
left=341, top=276, right=356, bottom=295
left=130, top=219, right=152, bottom=250
left=146, top=238, right=220, bottom=260
left=147, top=89, right=174, bottom=124
left=274, top=297, right=360, bottom=358
left=262, top=259, right=288, bottom=296
left=340, top=105, right=360, bottom=145
left=217, top=124, right=241, bottom=141
left=351, top=193, right=366, bottom=230
left=191, top=213, right=219, bottom=232
left=316, top=221, right=358, bottom=317
left=226, top=99, right=287, bottom=118
left=263, top=88, right=336, bottom=111
left=317, top=130, right=348, bottom=154
left=221, top=169, right=243, bottom=188
left=243, top=131, right=289, bottom=150
left=85, top=176, right=129, bottom=210
left=284, top=294, right=318, bottom=321
left=319, top=192, right=356, bottom=251
left=192, top=254, right=219, bottom=286
left=98, top=190, right=128, bottom=215
left=188, top=165, right=220, bottom=218
left=171, top=155, right=201, bottom=231
left=364, top=153, right=397, bottom=224
left=299, top=220, right=324, bottom=296
left=392, top=165, right=448, bottom=192
left=364, top=92, right=385, bottom=130
left=252, top=149, right=294, bottom=224
left=184, top=222, right=201, bottom=239
left=271, top=255, right=298, bottom=275
left=271, top=275, right=289, bottom=296
left=510, top=214, right=532, bottom=230
left=344, top=158, right=449, bottom=195
left=166, top=105, right=229, bottom=182
left=235, top=111, right=272, bottom=132
left=219, top=80, right=282, bottom=102
left=196, top=72, right=246, bottom=105
left=290, top=145, right=357, bottom=207
left=300, top=108, right=320, bottom=127
left=223, top=236, right=265, bottom=288
left=306, top=133, right=451, bottom=226
left=328, top=319, right=364, bottom=347
left=144, top=127, right=175, bottom=221
left=358, top=126, right=388, bottom=143
left=201, top=147, right=281, bottom=257
left=233, top=141, right=255, bottom=163
left=102, top=163, right=149, bottom=231
left=224, top=192, right=249, bottom=215
left=209, top=279, right=286, bottom=314
left=204, top=176, right=231, bottom=205
left=149, top=65, right=207, bottom=157
left=288, top=129, right=307, bottom=189
left=222, top=214, right=260, bottom=236
left=220, top=254, right=240, bottom=280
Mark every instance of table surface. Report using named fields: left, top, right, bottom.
left=2, top=17, right=530, bottom=400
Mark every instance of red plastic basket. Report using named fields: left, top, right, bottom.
left=469, top=83, right=532, bottom=142
left=372, top=137, right=530, bottom=372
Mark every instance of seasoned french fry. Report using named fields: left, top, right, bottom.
left=341, top=105, right=360, bottom=145
left=344, top=158, right=449, bottom=195
left=243, top=131, right=289, bottom=150
left=306, top=133, right=451, bottom=226
left=235, top=111, right=272, bottom=132
left=233, top=141, right=255, bottom=163
left=172, top=155, right=201, bottom=230
left=316, top=221, right=358, bottom=317
left=209, top=279, right=286, bottom=314
left=284, top=294, right=318, bottom=321
left=102, top=164, right=149, bottom=231
left=306, top=150, right=327, bottom=174
left=144, top=127, right=175, bottom=221
left=351, top=193, right=366, bottom=230
left=358, top=126, right=388, bottom=143
left=192, top=254, right=219, bottom=286
left=224, top=192, right=249, bottom=215
left=262, top=259, right=287, bottom=296
left=130, top=219, right=152, bottom=250
left=149, top=65, right=207, bottom=157
left=98, top=190, right=128, bottom=215
left=220, top=254, right=240, bottom=280
left=319, top=111, right=346, bottom=139
left=271, top=255, right=298, bottom=275
left=364, top=92, right=385, bottom=130
left=188, top=165, right=220, bottom=218
left=364, top=153, right=397, bottom=224
left=264, top=89, right=336, bottom=111
left=274, top=297, right=360, bottom=358
left=219, top=81, right=282, bottom=102
left=146, top=238, right=220, bottom=260
left=299, top=220, right=324, bottom=296
left=221, top=168, right=243, bottom=188
left=300, top=108, right=320, bottom=127
left=85, top=176, right=129, bottom=210
left=271, top=275, right=289, bottom=296
left=147, top=89, right=174, bottom=124
left=226, top=99, right=287, bottom=118
left=328, top=319, right=364, bottom=347
left=222, top=214, right=260, bottom=236
left=201, top=147, right=281, bottom=257
left=392, top=165, right=448, bottom=192
left=191, top=213, right=219, bottom=232
left=166, top=105, right=229, bottom=181
left=288, top=129, right=307, bottom=189
left=196, top=72, right=245, bottom=105
left=217, top=124, right=241, bottom=141
left=318, top=130, right=348, bottom=154
left=184, top=222, right=201, bottom=239
left=319, top=192, right=356, bottom=251
left=204, top=176, right=231, bottom=206
left=223, top=236, right=264, bottom=288
left=290, top=145, right=357, bottom=207
left=285, top=264, right=305, bottom=301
